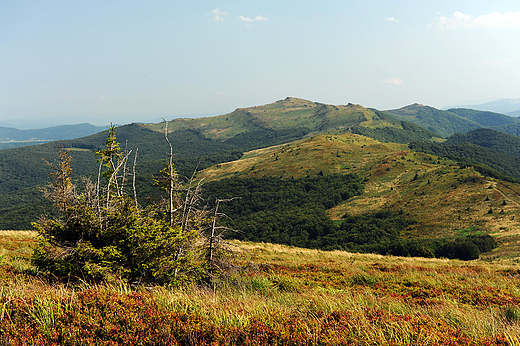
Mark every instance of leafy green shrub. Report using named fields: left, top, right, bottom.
left=271, top=275, right=302, bottom=292
left=467, top=234, right=497, bottom=253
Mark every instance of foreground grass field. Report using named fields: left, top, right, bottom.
left=2, top=230, right=520, bottom=345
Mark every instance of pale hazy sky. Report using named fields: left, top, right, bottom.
left=1, top=1, right=520, bottom=127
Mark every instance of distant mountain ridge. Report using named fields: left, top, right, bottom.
left=449, top=98, right=520, bottom=116
left=0, top=123, right=105, bottom=149
left=143, top=97, right=440, bottom=146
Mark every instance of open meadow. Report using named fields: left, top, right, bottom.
left=1, top=230, right=520, bottom=345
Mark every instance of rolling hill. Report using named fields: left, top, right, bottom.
left=0, top=98, right=441, bottom=229
left=142, top=97, right=440, bottom=145
left=196, top=133, right=520, bottom=258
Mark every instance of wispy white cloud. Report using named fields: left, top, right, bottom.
left=383, top=78, right=403, bottom=85
left=431, top=10, right=520, bottom=30
left=385, top=17, right=399, bottom=22
left=239, top=15, right=268, bottom=22
left=212, top=8, right=227, bottom=21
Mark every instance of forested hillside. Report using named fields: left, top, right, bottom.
left=409, top=128, right=520, bottom=182
left=447, top=108, right=518, bottom=127
left=409, top=141, right=520, bottom=182
left=385, top=104, right=482, bottom=137
left=445, top=128, right=520, bottom=159
left=196, top=132, right=520, bottom=259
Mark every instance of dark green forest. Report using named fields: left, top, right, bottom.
left=327, top=212, right=496, bottom=260
left=202, top=174, right=365, bottom=248
left=202, top=175, right=495, bottom=260
left=445, top=128, right=520, bottom=160
left=409, top=141, right=520, bottom=182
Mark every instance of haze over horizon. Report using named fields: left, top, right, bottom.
left=2, top=1, right=520, bottom=128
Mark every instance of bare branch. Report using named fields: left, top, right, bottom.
left=132, top=148, right=139, bottom=207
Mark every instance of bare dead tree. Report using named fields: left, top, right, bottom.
left=162, top=119, right=176, bottom=227
left=206, top=197, right=242, bottom=278
left=119, top=140, right=129, bottom=196
left=181, top=168, right=204, bottom=232
left=105, top=149, right=133, bottom=210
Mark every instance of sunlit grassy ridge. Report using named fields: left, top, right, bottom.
left=144, top=97, right=404, bottom=140
left=2, top=231, right=520, bottom=345
left=196, top=133, right=520, bottom=258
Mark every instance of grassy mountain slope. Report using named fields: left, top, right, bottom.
left=146, top=97, right=367, bottom=139
left=197, top=133, right=520, bottom=258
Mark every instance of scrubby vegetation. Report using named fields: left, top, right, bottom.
left=351, top=119, right=438, bottom=144
left=30, top=126, right=240, bottom=285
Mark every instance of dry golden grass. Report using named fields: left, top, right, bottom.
left=2, top=231, right=520, bottom=344
left=0, top=230, right=37, bottom=237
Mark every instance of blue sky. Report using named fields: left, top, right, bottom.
left=1, top=1, right=520, bottom=127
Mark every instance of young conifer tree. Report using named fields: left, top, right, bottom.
left=32, top=126, right=207, bottom=285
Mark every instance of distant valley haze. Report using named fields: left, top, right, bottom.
left=2, top=1, right=519, bottom=129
